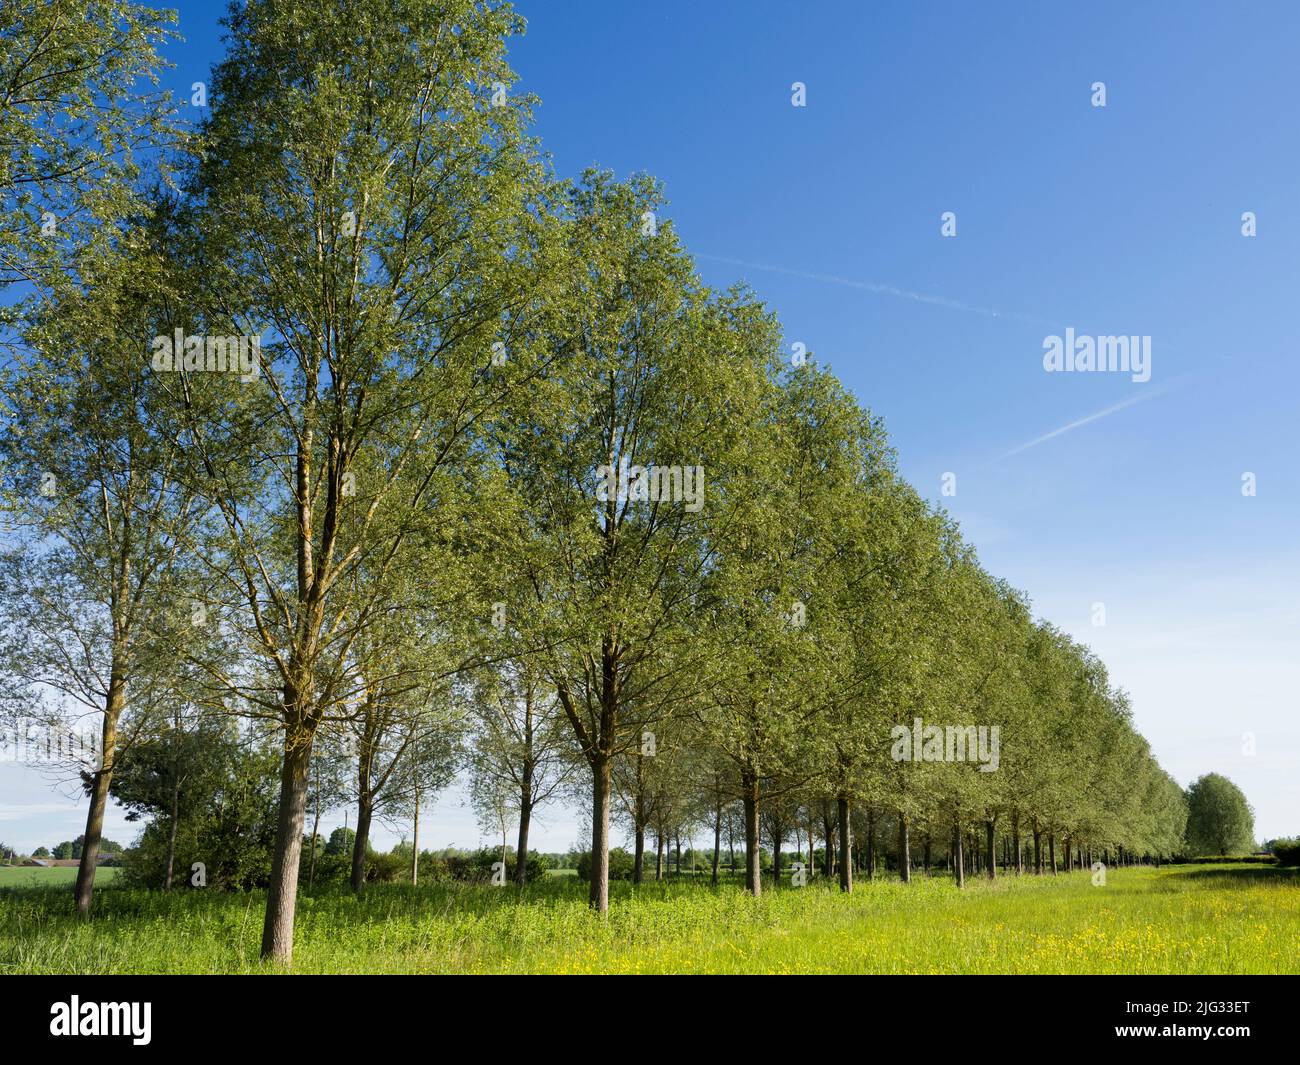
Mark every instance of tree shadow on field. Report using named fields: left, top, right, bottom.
left=1172, top=865, right=1298, bottom=887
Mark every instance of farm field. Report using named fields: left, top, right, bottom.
left=1, top=862, right=1295, bottom=975
left=0, top=867, right=119, bottom=889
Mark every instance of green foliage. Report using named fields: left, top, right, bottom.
left=1268, top=838, right=1300, bottom=866
left=576, top=848, right=635, bottom=883
left=1184, top=774, right=1255, bottom=857
left=0, top=0, right=180, bottom=304
left=0, top=0, right=1244, bottom=956
left=323, top=828, right=356, bottom=857
left=117, top=740, right=281, bottom=891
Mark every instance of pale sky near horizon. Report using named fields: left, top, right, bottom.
left=3, top=1, right=1297, bottom=853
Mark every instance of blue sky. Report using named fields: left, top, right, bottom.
left=4, top=1, right=1297, bottom=851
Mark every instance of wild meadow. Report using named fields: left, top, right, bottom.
left=3, top=863, right=1295, bottom=975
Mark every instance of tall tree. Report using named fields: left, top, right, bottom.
left=1185, top=773, right=1254, bottom=856
left=0, top=217, right=208, bottom=916
left=490, top=171, right=774, bottom=911
left=182, top=0, right=546, bottom=963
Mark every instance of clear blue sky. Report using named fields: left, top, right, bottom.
left=5, top=1, right=1297, bottom=851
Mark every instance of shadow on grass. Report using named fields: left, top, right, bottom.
left=1170, top=864, right=1298, bottom=886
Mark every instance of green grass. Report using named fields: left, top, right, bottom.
left=1, top=863, right=1296, bottom=974
left=0, top=866, right=118, bottom=888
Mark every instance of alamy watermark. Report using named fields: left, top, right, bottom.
left=0, top=721, right=101, bottom=767
left=1042, top=328, right=1150, bottom=383
left=151, top=329, right=261, bottom=382
left=890, top=717, right=1000, bottom=772
left=595, top=456, right=704, bottom=513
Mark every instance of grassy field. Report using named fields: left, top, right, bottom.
left=0, top=866, right=118, bottom=888
left=1, top=862, right=1295, bottom=974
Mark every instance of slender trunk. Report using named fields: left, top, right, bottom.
left=772, top=829, right=782, bottom=886
left=411, top=784, right=419, bottom=886
left=954, top=815, right=965, bottom=888
left=308, top=788, right=321, bottom=889
left=1033, top=823, right=1043, bottom=875
left=260, top=719, right=314, bottom=964
left=1050, top=833, right=1057, bottom=875
left=1013, top=813, right=1022, bottom=876
left=837, top=793, right=852, bottom=893
left=822, top=803, right=835, bottom=879
left=589, top=754, right=611, bottom=911
left=711, top=798, right=722, bottom=887
left=866, top=807, right=876, bottom=880
left=898, top=810, right=911, bottom=884
left=807, top=809, right=814, bottom=876
left=350, top=728, right=374, bottom=894
left=514, top=782, right=532, bottom=887
left=632, top=754, right=646, bottom=885
left=986, top=817, right=996, bottom=881
left=74, top=677, right=123, bottom=918
left=517, top=692, right=535, bottom=887
left=164, top=776, right=180, bottom=892
left=742, top=774, right=762, bottom=896
left=633, top=822, right=645, bottom=885
left=655, top=832, right=665, bottom=881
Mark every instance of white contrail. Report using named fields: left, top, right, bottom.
left=993, top=388, right=1169, bottom=462
left=696, top=252, right=1057, bottom=327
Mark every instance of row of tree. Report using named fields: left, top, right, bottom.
left=2, top=0, right=1191, bottom=966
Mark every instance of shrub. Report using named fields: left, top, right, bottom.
left=440, top=848, right=546, bottom=884
left=365, top=849, right=409, bottom=883
left=1270, top=838, right=1300, bottom=865
left=575, top=847, right=635, bottom=882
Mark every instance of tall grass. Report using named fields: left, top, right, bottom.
left=2, top=863, right=1295, bottom=974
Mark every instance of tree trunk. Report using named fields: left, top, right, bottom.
left=655, top=832, right=665, bottom=880
left=953, top=815, right=965, bottom=888
left=308, top=787, right=322, bottom=889
left=866, top=807, right=876, bottom=880
left=837, top=793, right=852, bottom=893
left=1033, top=824, right=1043, bottom=875
left=742, top=773, right=762, bottom=896
left=164, top=776, right=180, bottom=892
left=411, top=783, right=419, bottom=886
left=74, top=677, right=123, bottom=918
left=898, top=810, right=911, bottom=883
left=822, top=803, right=836, bottom=879
left=1050, top=833, right=1057, bottom=875
left=985, top=818, right=996, bottom=881
left=589, top=754, right=611, bottom=911
left=634, top=822, right=646, bottom=885
left=350, top=794, right=372, bottom=893
left=807, top=809, right=814, bottom=878
left=260, top=719, right=314, bottom=964
left=1013, top=813, right=1022, bottom=876
left=711, top=799, right=722, bottom=886
left=514, top=780, right=532, bottom=887
left=632, top=754, right=646, bottom=885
